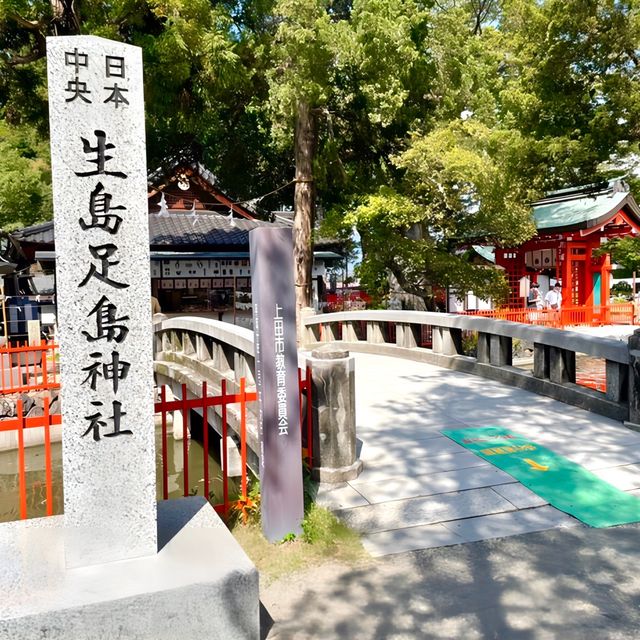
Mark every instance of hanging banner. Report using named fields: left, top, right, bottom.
left=250, top=228, right=304, bottom=542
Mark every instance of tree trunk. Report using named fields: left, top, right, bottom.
left=293, top=101, right=317, bottom=332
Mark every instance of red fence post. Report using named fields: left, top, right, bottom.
left=160, top=385, right=169, bottom=500
left=240, top=377, right=247, bottom=498
left=181, top=383, right=189, bottom=498
left=306, top=365, right=313, bottom=469
left=17, top=400, right=27, bottom=520
left=221, top=379, right=229, bottom=516
left=43, top=399, right=53, bottom=516
left=202, top=380, right=210, bottom=502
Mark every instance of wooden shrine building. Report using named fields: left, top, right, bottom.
left=11, top=159, right=345, bottom=325
left=494, top=180, right=640, bottom=308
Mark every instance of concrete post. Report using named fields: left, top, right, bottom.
left=433, top=327, right=461, bottom=356
left=306, top=345, right=362, bottom=483
left=298, top=306, right=315, bottom=346
left=397, top=323, right=419, bottom=348
left=343, top=321, right=359, bottom=342
left=306, top=322, right=321, bottom=345
left=490, top=335, right=512, bottom=366
left=367, top=321, right=385, bottom=344
left=477, top=332, right=490, bottom=364
left=606, top=360, right=628, bottom=404
left=626, top=329, right=640, bottom=427
left=549, top=347, right=576, bottom=384
left=323, top=322, right=340, bottom=342
left=533, top=343, right=550, bottom=379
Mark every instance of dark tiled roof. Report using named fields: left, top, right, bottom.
left=12, top=221, right=54, bottom=244
left=11, top=214, right=284, bottom=249
left=148, top=158, right=220, bottom=190
left=149, top=212, right=278, bottom=247
left=12, top=209, right=346, bottom=255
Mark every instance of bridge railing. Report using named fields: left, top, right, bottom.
left=303, top=309, right=634, bottom=423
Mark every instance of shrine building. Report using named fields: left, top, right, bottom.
left=9, top=159, right=344, bottom=329
left=494, top=180, right=640, bottom=308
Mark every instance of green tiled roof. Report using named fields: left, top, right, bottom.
left=472, top=245, right=495, bottom=263
left=533, top=190, right=628, bottom=230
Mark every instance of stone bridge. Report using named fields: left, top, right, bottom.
left=154, top=311, right=640, bottom=555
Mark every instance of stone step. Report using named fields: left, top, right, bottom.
left=352, top=466, right=515, bottom=504
left=335, top=487, right=515, bottom=534
left=361, top=506, right=579, bottom=557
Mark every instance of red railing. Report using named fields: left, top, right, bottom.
left=0, top=340, right=59, bottom=394
left=0, top=399, right=62, bottom=520
left=458, top=303, right=635, bottom=328
left=298, top=365, right=313, bottom=469
left=0, top=341, right=314, bottom=522
left=155, top=379, right=257, bottom=518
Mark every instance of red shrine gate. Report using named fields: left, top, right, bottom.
left=495, top=182, right=640, bottom=308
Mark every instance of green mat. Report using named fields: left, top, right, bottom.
left=441, top=426, right=640, bottom=528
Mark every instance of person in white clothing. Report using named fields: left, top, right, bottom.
left=544, top=284, right=562, bottom=309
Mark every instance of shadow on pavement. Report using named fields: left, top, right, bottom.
left=262, top=524, right=640, bottom=639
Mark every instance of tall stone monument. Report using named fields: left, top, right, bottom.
left=250, top=228, right=304, bottom=541
left=47, top=35, right=157, bottom=567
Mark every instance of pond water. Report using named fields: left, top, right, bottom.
left=0, top=416, right=228, bottom=523
left=514, top=354, right=606, bottom=392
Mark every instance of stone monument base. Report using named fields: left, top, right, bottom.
left=0, top=497, right=259, bottom=640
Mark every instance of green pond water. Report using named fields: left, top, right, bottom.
left=0, top=417, right=227, bottom=523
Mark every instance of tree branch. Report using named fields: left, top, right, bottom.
left=8, top=12, right=46, bottom=32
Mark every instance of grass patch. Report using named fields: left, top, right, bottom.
left=231, top=501, right=367, bottom=584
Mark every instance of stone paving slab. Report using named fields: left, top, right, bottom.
left=356, top=419, right=467, bottom=436
left=441, top=505, right=578, bottom=544
left=558, top=445, right=640, bottom=470
left=349, top=451, right=487, bottom=485
left=358, top=435, right=465, bottom=459
left=362, top=523, right=467, bottom=557
left=315, top=484, right=369, bottom=510
left=335, top=487, right=516, bottom=534
left=358, top=431, right=458, bottom=458
left=590, top=463, right=640, bottom=491
left=351, top=466, right=515, bottom=504
left=492, top=482, right=548, bottom=509
left=361, top=505, right=578, bottom=557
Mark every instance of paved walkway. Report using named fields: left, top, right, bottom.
left=262, top=522, right=640, bottom=639
left=316, top=352, right=640, bottom=557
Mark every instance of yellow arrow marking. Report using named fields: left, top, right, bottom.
left=523, top=458, right=549, bottom=471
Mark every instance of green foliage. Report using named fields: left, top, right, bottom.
left=461, top=331, right=478, bottom=357
left=598, top=237, right=640, bottom=274
left=2, top=0, right=640, bottom=303
left=343, top=185, right=512, bottom=306
left=0, top=121, right=51, bottom=229
left=611, top=281, right=632, bottom=298
left=280, top=531, right=297, bottom=543
left=337, top=0, right=640, bottom=304
left=301, top=501, right=356, bottom=548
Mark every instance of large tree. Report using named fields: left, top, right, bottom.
left=0, top=0, right=278, bottom=217
left=265, top=0, right=427, bottom=319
